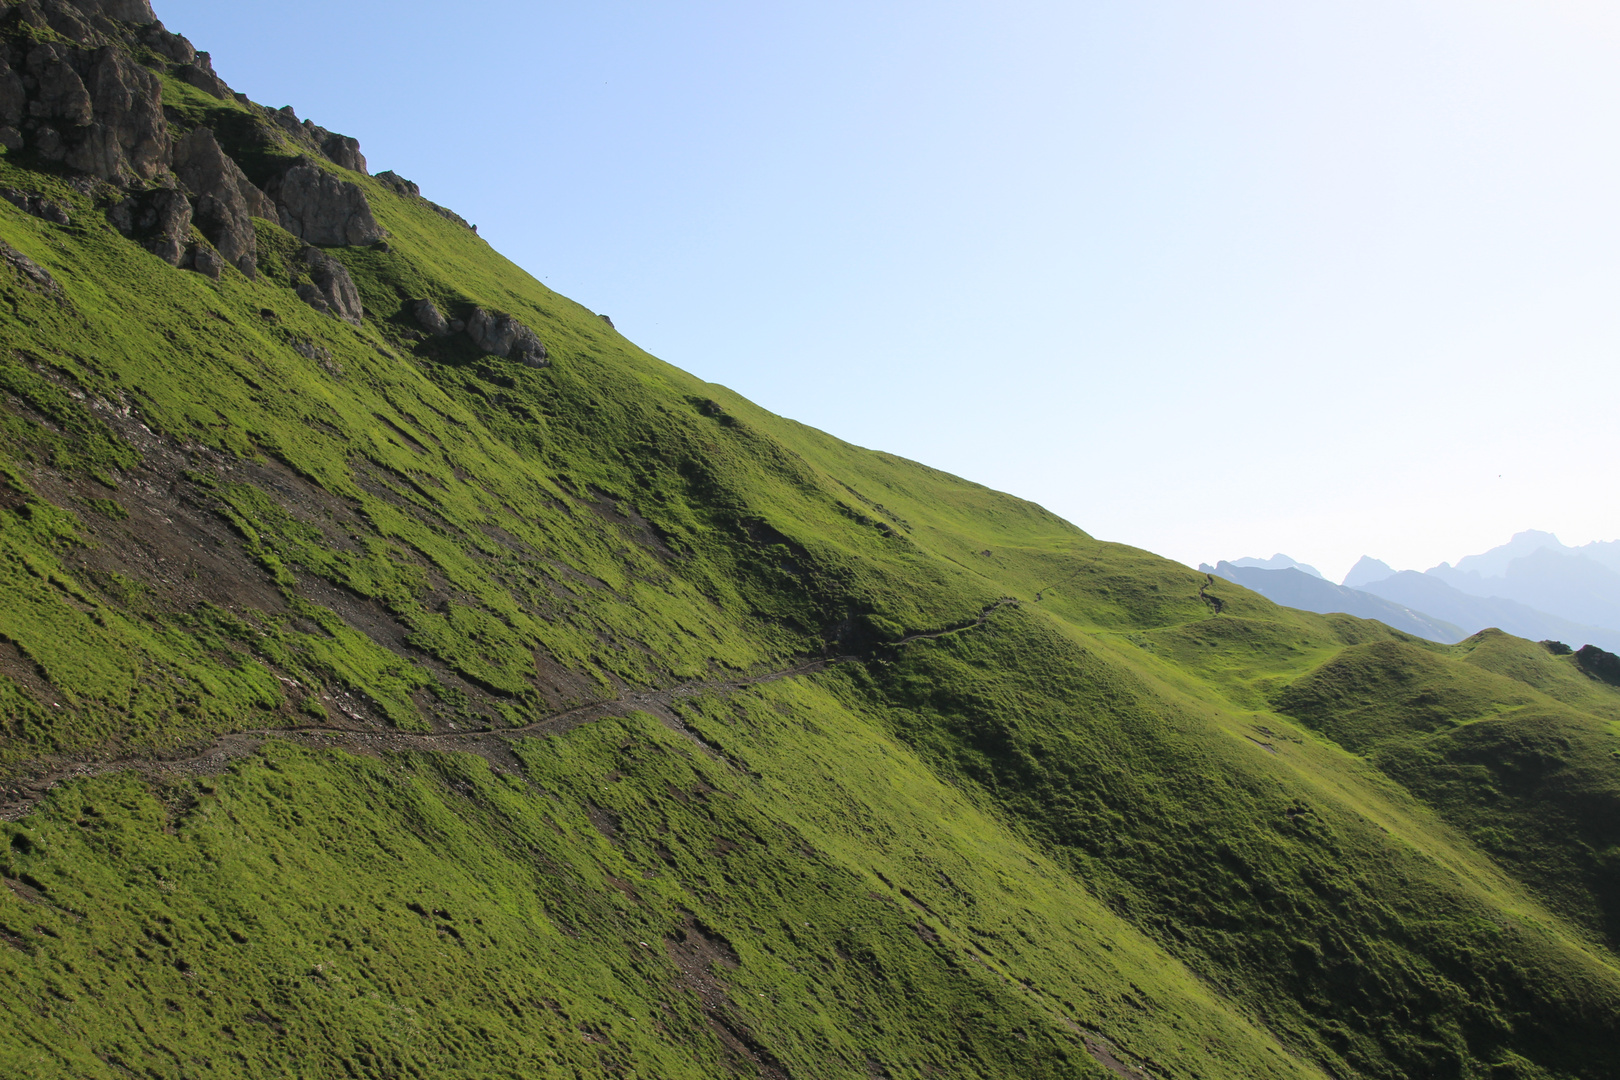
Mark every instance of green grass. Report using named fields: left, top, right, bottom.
left=0, top=30, right=1618, bottom=1078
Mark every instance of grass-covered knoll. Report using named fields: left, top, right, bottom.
left=2, top=10, right=1619, bottom=1076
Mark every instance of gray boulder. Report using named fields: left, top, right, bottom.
left=0, top=58, right=27, bottom=150
left=467, top=308, right=548, bottom=367
left=1, top=186, right=72, bottom=225
left=139, top=22, right=196, bottom=64
left=265, top=158, right=385, bottom=247
left=23, top=42, right=170, bottom=184
left=188, top=243, right=224, bottom=280
left=173, top=126, right=273, bottom=278
left=107, top=186, right=191, bottom=266
left=180, top=52, right=229, bottom=99
left=294, top=247, right=363, bottom=326
left=411, top=298, right=452, bottom=337
left=320, top=132, right=365, bottom=173
left=374, top=171, right=420, bottom=198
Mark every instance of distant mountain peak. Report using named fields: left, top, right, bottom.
left=1226, top=553, right=1323, bottom=579
left=1343, top=556, right=1396, bottom=589
left=1450, top=530, right=1569, bottom=578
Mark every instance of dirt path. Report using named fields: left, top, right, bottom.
left=0, top=601, right=1016, bottom=821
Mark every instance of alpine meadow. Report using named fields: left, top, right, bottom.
left=0, top=2, right=1618, bottom=1078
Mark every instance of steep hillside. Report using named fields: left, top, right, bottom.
left=1, top=3, right=1618, bottom=1079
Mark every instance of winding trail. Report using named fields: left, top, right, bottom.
left=0, top=600, right=1017, bottom=821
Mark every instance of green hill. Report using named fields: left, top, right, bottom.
left=1, top=3, right=1617, bottom=1078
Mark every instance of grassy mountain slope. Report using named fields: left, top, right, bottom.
left=2, top=7, right=1619, bottom=1078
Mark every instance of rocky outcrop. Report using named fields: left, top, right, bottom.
left=374, top=171, right=420, bottom=199
left=467, top=308, right=548, bottom=367
left=411, top=298, right=452, bottom=337
left=268, top=105, right=366, bottom=174
left=320, top=132, right=365, bottom=173
left=106, top=186, right=190, bottom=265
left=139, top=21, right=196, bottom=64
left=179, top=51, right=228, bottom=99
left=264, top=158, right=385, bottom=247
left=0, top=185, right=71, bottom=224
left=172, top=126, right=274, bottom=278
left=15, top=40, right=170, bottom=184
left=64, top=0, right=157, bottom=22
left=0, top=238, right=61, bottom=295
left=294, top=247, right=363, bottom=325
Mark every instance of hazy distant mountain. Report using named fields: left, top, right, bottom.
left=1226, top=553, right=1324, bottom=579
left=1342, top=556, right=1397, bottom=589
left=1359, top=571, right=1620, bottom=653
left=1205, top=563, right=1465, bottom=643
left=1426, top=531, right=1620, bottom=632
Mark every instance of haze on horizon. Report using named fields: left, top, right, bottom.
left=159, top=0, right=1620, bottom=584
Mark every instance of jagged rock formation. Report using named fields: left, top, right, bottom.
left=105, top=184, right=189, bottom=264
left=411, top=297, right=452, bottom=337
left=172, top=126, right=273, bottom=277
left=294, top=246, right=363, bottom=325
left=264, top=157, right=385, bottom=247
left=0, top=183, right=69, bottom=222
left=468, top=307, right=548, bottom=366
left=11, top=37, right=169, bottom=182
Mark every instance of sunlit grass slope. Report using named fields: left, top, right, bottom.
left=0, top=54, right=1618, bottom=1080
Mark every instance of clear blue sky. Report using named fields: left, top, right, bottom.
left=158, top=0, right=1620, bottom=582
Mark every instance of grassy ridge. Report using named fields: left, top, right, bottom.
left=0, top=42, right=1617, bottom=1078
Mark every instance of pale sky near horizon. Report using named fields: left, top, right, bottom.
left=159, top=0, right=1620, bottom=584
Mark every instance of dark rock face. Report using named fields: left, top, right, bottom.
left=106, top=186, right=191, bottom=266
left=64, top=0, right=157, bottom=22
left=0, top=238, right=61, bottom=294
left=411, top=298, right=451, bottom=337
left=189, top=242, right=224, bottom=280
left=139, top=22, right=196, bottom=64
left=265, top=158, right=385, bottom=247
left=320, top=132, right=365, bottom=173
left=20, top=41, right=169, bottom=183
left=374, top=171, right=420, bottom=198
left=1575, top=645, right=1620, bottom=686
left=467, top=308, right=548, bottom=367
left=173, top=126, right=273, bottom=278
left=0, top=186, right=70, bottom=224
left=180, top=52, right=228, bottom=99
left=295, top=247, right=363, bottom=325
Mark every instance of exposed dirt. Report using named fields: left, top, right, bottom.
left=0, top=601, right=1016, bottom=821
left=663, top=915, right=789, bottom=1079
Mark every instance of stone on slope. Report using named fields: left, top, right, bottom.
left=466, top=307, right=548, bottom=367
left=265, top=158, right=385, bottom=247
left=295, top=247, right=363, bottom=325
left=173, top=126, right=273, bottom=278
left=411, top=298, right=452, bottom=337
left=20, top=40, right=169, bottom=184
left=106, top=185, right=190, bottom=266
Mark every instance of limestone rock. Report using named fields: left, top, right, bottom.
left=1, top=186, right=71, bottom=224
left=63, top=0, right=156, bottom=22
left=188, top=243, right=223, bottom=280
left=467, top=308, right=548, bottom=367
left=374, top=171, right=420, bottom=198
left=265, top=158, right=385, bottom=247
left=320, top=132, right=365, bottom=173
left=411, top=298, right=452, bottom=337
left=0, top=58, right=27, bottom=150
left=295, top=247, right=363, bottom=325
left=180, top=52, right=228, bottom=99
left=106, top=186, right=191, bottom=266
left=22, top=42, right=169, bottom=184
left=173, top=126, right=271, bottom=277
left=0, top=238, right=61, bottom=294
left=139, top=22, right=196, bottom=64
